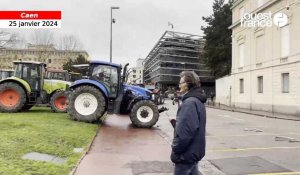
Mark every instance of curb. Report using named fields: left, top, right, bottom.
left=206, top=105, right=300, bottom=121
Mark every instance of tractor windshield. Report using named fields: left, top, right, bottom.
left=92, top=65, right=118, bottom=97
left=14, top=63, right=41, bottom=91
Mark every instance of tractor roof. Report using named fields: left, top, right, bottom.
left=13, top=60, right=46, bottom=65
left=90, top=60, right=121, bottom=68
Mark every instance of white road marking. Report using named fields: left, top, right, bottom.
left=217, top=114, right=244, bottom=121
left=208, top=146, right=300, bottom=153
left=248, top=172, right=300, bottom=175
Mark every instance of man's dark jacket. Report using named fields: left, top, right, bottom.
left=171, top=86, right=207, bottom=164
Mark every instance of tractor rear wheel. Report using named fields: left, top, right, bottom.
left=67, top=86, right=106, bottom=122
left=0, top=82, right=26, bottom=112
left=50, top=91, right=68, bottom=113
left=130, top=100, right=159, bottom=128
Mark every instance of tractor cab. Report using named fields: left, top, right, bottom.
left=46, top=68, right=70, bottom=81
left=13, top=61, right=45, bottom=93
left=89, top=61, right=121, bottom=98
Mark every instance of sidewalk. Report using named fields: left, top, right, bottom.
left=206, top=103, right=300, bottom=121
left=73, top=115, right=173, bottom=175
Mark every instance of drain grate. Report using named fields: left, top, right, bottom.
left=209, top=156, right=290, bottom=175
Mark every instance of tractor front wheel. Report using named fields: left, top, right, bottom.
left=0, top=82, right=26, bottom=112
left=67, top=86, right=106, bottom=122
left=130, top=100, right=159, bottom=128
left=50, top=91, right=68, bottom=113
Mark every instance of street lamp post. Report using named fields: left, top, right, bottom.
left=110, top=6, right=120, bottom=63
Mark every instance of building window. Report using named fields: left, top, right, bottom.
left=240, top=78, right=244, bottom=94
left=281, top=25, right=290, bottom=58
left=133, top=75, right=136, bottom=78
left=239, top=43, right=245, bottom=67
left=258, top=76, right=263, bottom=93
left=133, top=70, right=136, bottom=73
left=282, top=73, right=289, bottom=93
left=48, top=59, right=52, bottom=63
left=256, top=35, right=264, bottom=63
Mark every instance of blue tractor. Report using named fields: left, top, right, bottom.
left=67, top=61, right=167, bottom=128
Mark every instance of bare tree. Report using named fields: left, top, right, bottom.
left=0, top=30, right=18, bottom=49
left=29, top=30, right=56, bottom=63
left=59, top=34, right=83, bottom=51
left=30, top=30, right=55, bottom=46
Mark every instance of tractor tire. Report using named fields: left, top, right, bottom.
left=0, top=82, right=26, bottom=112
left=22, top=104, right=34, bottom=111
left=50, top=91, right=68, bottom=113
left=67, top=86, right=106, bottom=123
left=129, top=100, right=159, bottom=128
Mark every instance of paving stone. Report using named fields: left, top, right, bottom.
left=127, top=161, right=202, bottom=175
left=73, top=148, right=84, bottom=153
left=22, top=152, right=66, bottom=165
left=128, top=161, right=173, bottom=175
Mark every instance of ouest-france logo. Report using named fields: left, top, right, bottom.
left=241, top=12, right=288, bottom=28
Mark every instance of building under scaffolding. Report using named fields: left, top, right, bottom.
left=143, top=31, right=215, bottom=93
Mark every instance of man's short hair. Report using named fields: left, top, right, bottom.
left=180, top=71, right=200, bottom=87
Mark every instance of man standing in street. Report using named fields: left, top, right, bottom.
left=171, top=71, right=207, bottom=175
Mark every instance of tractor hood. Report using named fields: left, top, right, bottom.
left=124, top=84, right=152, bottom=100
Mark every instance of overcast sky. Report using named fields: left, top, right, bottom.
left=1, top=0, right=215, bottom=67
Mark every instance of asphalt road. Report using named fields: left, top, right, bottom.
left=154, top=99, right=300, bottom=175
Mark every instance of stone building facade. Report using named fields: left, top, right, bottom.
left=216, top=0, right=300, bottom=116
left=0, top=44, right=89, bottom=70
left=127, top=58, right=144, bottom=84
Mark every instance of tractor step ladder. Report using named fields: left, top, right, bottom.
left=107, top=99, right=114, bottom=114
left=28, top=92, right=37, bottom=103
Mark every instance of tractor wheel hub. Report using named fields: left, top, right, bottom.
left=83, top=101, right=90, bottom=108
left=140, top=109, right=149, bottom=118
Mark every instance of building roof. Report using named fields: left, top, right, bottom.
left=13, top=60, right=45, bottom=65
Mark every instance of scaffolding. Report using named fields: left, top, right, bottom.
left=143, top=31, right=215, bottom=92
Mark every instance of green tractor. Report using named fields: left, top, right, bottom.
left=46, top=68, right=70, bottom=82
left=0, top=61, right=70, bottom=113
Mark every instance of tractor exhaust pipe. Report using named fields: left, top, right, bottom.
left=122, top=63, right=129, bottom=83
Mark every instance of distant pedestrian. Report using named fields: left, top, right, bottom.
left=170, top=71, right=207, bottom=175
left=210, top=92, right=215, bottom=104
